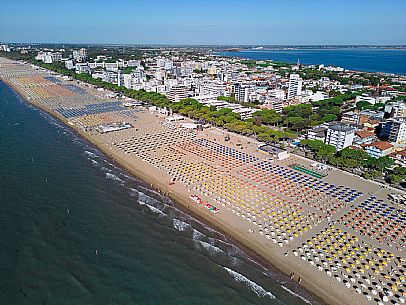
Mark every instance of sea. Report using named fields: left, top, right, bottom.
left=215, top=48, right=406, bottom=75
left=0, top=80, right=321, bottom=305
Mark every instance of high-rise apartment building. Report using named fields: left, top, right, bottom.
left=380, top=119, right=406, bottom=144
left=287, top=74, right=303, bottom=100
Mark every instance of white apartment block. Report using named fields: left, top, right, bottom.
left=287, top=74, right=303, bottom=100
left=45, top=52, right=62, bottom=63
left=127, top=60, right=141, bottom=67
left=264, top=98, right=284, bottom=113
left=73, top=48, right=87, bottom=62
left=325, top=124, right=355, bottom=150
left=234, top=83, right=255, bottom=103
left=167, top=85, right=189, bottom=102
left=200, top=81, right=226, bottom=97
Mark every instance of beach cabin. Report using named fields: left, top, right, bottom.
left=258, top=144, right=290, bottom=160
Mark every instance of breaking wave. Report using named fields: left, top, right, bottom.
left=223, top=267, right=276, bottom=299
left=192, top=229, right=205, bottom=241
left=172, top=218, right=190, bottom=232
left=84, top=150, right=98, bottom=158
left=195, top=240, right=224, bottom=255
left=140, top=201, right=166, bottom=217
left=105, top=173, right=124, bottom=184
left=281, top=286, right=312, bottom=304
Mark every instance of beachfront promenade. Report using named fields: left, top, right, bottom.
left=1, top=57, right=405, bottom=305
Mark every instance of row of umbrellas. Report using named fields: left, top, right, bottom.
left=294, top=225, right=406, bottom=304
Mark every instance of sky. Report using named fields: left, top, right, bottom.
left=0, top=0, right=405, bottom=45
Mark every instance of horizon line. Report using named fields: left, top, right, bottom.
left=2, top=42, right=406, bottom=47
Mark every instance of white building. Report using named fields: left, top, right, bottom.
left=234, top=83, right=255, bottom=103
left=384, top=101, right=406, bottom=118
left=36, top=51, right=62, bottom=63
left=306, top=91, right=328, bottom=102
left=287, top=74, right=303, bottom=100
left=75, top=63, right=90, bottom=74
left=341, top=111, right=360, bottom=124
left=64, top=60, right=75, bottom=70
left=200, top=99, right=256, bottom=120
left=0, top=44, right=11, bottom=52
left=380, top=119, right=406, bottom=144
left=356, top=94, right=377, bottom=105
left=307, top=126, right=328, bottom=142
left=268, top=89, right=286, bottom=100
left=73, top=48, right=87, bottom=62
left=264, top=98, right=284, bottom=113
left=117, top=71, right=124, bottom=87
left=325, top=124, right=355, bottom=150
left=44, top=52, right=62, bottom=63
left=35, top=51, right=46, bottom=61
left=200, top=80, right=226, bottom=97
left=167, top=85, right=188, bottom=102
left=127, top=60, right=141, bottom=67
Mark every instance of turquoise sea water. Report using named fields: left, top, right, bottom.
left=0, top=80, right=322, bottom=305
left=216, top=49, right=406, bottom=75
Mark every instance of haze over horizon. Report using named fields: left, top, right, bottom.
left=1, top=0, right=405, bottom=45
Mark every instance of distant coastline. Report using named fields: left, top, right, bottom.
left=214, top=48, right=406, bottom=75
left=224, top=45, right=406, bottom=51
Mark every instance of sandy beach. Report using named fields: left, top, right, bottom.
left=1, top=57, right=405, bottom=305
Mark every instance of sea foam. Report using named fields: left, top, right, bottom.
left=281, top=285, right=313, bottom=304
left=105, top=173, right=124, bottom=184
left=84, top=150, right=98, bottom=158
left=195, top=240, right=224, bottom=255
left=223, top=267, right=276, bottom=299
left=172, top=219, right=190, bottom=232
left=192, top=229, right=205, bottom=241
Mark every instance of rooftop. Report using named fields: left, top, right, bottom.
left=365, top=141, right=393, bottom=151
left=328, top=124, right=355, bottom=132
left=355, top=130, right=376, bottom=139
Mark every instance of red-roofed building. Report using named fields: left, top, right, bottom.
left=363, top=141, right=394, bottom=158
left=389, top=149, right=406, bottom=167
left=354, top=130, right=377, bottom=145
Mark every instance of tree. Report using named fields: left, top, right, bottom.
left=365, top=156, right=394, bottom=171
left=285, top=116, right=305, bottom=131
left=393, top=166, right=406, bottom=176
left=321, top=114, right=338, bottom=122
left=217, top=96, right=236, bottom=102
left=316, top=145, right=336, bottom=162
left=364, top=170, right=382, bottom=179
left=388, top=174, right=404, bottom=184
left=253, top=109, right=282, bottom=125
left=301, top=139, right=326, bottom=152
left=257, top=133, right=272, bottom=143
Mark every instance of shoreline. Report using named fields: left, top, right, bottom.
left=0, top=78, right=328, bottom=305
left=0, top=78, right=326, bottom=305
left=0, top=74, right=334, bottom=305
